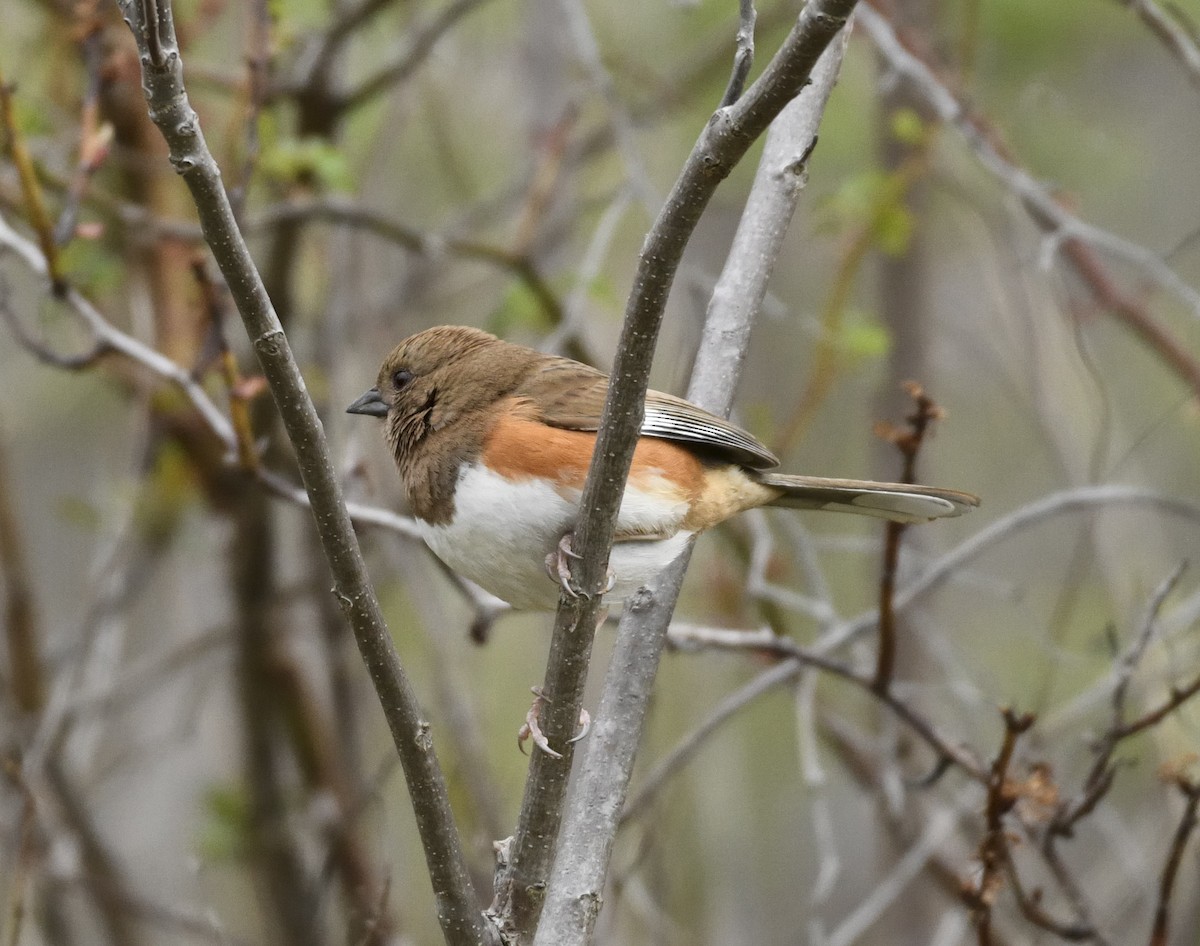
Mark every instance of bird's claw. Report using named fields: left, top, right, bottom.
left=569, top=709, right=592, bottom=744
left=545, top=534, right=582, bottom=598
left=544, top=533, right=616, bottom=599
left=517, top=687, right=591, bottom=760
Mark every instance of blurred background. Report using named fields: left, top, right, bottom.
left=1, top=0, right=1199, bottom=943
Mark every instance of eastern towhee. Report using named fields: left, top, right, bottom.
left=348, top=325, right=978, bottom=609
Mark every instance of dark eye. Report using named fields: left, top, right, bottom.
left=392, top=369, right=414, bottom=390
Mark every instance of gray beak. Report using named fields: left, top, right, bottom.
left=346, top=387, right=388, bottom=418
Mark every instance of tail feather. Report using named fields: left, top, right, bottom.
left=753, top=473, right=979, bottom=524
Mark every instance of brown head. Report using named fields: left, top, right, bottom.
left=347, top=325, right=544, bottom=472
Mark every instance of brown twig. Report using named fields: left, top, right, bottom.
left=53, top=17, right=112, bottom=248
left=0, top=433, right=44, bottom=714
left=964, top=708, right=1035, bottom=945
left=270, top=0, right=400, bottom=103
left=0, top=70, right=64, bottom=293
left=816, top=713, right=1023, bottom=946
left=1148, top=770, right=1200, bottom=946
left=189, top=258, right=262, bottom=470
left=873, top=382, right=945, bottom=692
left=42, top=755, right=148, bottom=946
left=1112, top=671, right=1200, bottom=740
left=243, top=198, right=565, bottom=324
left=1001, top=851, right=1094, bottom=942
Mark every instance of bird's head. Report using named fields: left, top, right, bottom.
left=347, top=325, right=540, bottom=464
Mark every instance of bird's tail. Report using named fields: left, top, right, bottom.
left=752, top=473, right=979, bottom=524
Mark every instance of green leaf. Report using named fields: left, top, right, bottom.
left=587, top=273, right=619, bottom=308
left=196, top=784, right=252, bottom=863
left=59, top=239, right=125, bottom=296
left=873, top=204, right=915, bottom=256
left=487, top=280, right=552, bottom=335
left=837, top=310, right=891, bottom=359
left=890, top=107, right=926, bottom=147
left=819, top=169, right=888, bottom=228
left=260, top=138, right=353, bottom=191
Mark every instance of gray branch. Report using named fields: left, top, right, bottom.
left=112, top=1, right=488, bottom=942
left=523, top=21, right=854, bottom=946
left=720, top=0, right=758, bottom=107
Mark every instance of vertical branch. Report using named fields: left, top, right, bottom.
left=873, top=382, right=943, bottom=692
left=0, top=432, right=44, bottom=713
left=1148, top=774, right=1200, bottom=946
left=525, top=24, right=853, bottom=946
left=114, top=2, right=488, bottom=943
left=719, top=0, right=758, bottom=107
left=965, top=709, right=1035, bottom=946
left=498, top=2, right=862, bottom=936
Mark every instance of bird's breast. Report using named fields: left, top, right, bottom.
left=417, top=457, right=698, bottom=609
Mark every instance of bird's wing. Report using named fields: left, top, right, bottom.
left=517, top=357, right=779, bottom=470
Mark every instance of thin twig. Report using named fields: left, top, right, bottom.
left=964, top=708, right=1035, bottom=945
left=242, top=197, right=564, bottom=322
left=1111, top=563, right=1188, bottom=724
left=873, top=382, right=944, bottom=692
left=1148, top=774, right=1200, bottom=946
left=0, top=432, right=44, bottom=714
left=823, top=807, right=962, bottom=946
left=0, top=70, right=64, bottom=292
left=720, top=0, right=758, bottom=107
left=1112, top=671, right=1200, bottom=740
left=1052, top=563, right=1189, bottom=835
left=53, top=23, right=111, bottom=248
left=190, top=257, right=261, bottom=469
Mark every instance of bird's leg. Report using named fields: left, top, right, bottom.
left=544, top=532, right=616, bottom=599
left=518, top=686, right=592, bottom=759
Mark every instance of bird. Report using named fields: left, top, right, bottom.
left=347, top=325, right=978, bottom=610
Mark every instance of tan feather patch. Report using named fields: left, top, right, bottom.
left=482, top=406, right=707, bottom=501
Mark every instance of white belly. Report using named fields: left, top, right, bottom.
left=418, top=464, right=693, bottom=610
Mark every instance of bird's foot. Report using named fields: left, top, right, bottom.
left=544, top=532, right=616, bottom=599
left=517, top=686, right=591, bottom=760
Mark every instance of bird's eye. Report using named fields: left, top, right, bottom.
left=392, top=368, right=414, bottom=390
